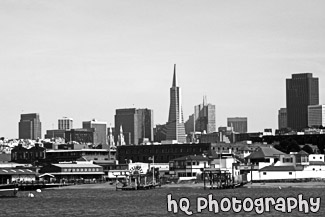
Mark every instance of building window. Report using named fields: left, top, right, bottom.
left=289, top=172, right=292, bottom=175
left=263, top=172, right=267, bottom=175
left=313, top=168, right=315, bottom=171
left=283, top=158, right=293, bottom=163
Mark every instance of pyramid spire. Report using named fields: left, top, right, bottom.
left=172, top=64, right=178, bottom=87
left=166, top=64, right=186, bottom=143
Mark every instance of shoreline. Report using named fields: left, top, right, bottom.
left=47, top=181, right=325, bottom=190
left=246, top=181, right=325, bottom=188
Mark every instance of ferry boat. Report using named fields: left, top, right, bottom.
left=0, top=184, right=19, bottom=197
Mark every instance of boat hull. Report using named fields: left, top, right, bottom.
left=0, top=185, right=18, bottom=197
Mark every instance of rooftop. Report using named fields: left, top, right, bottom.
left=46, top=149, right=109, bottom=153
left=260, top=165, right=304, bottom=172
left=52, top=163, right=102, bottom=168
left=246, top=147, right=285, bottom=159
left=0, top=168, right=36, bottom=175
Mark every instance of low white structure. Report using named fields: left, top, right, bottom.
left=245, top=148, right=325, bottom=181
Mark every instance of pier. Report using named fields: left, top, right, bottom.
left=115, top=173, right=161, bottom=191
left=203, top=168, right=238, bottom=190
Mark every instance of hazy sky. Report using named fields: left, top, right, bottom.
left=1, top=0, right=325, bottom=138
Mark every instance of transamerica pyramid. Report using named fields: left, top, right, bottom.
left=166, top=64, right=187, bottom=143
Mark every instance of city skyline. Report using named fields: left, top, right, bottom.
left=1, top=0, right=325, bottom=138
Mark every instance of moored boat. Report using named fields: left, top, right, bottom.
left=0, top=184, right=19, bottom=197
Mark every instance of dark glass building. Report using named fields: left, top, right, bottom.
left=286, top=73, right=319, bottom=130
left=18, top=113, right=42, bottom=140
left=114, top=108, right=154, bottom=145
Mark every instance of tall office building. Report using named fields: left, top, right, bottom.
left=165, top=64, right=186, bottom=143
left=227, top=117, right=247, bottom=133
left=114, top=108, right=154, bottom=145
left=308, top=105, right=325, bottom=128
left=194, top=96, right=216, bottom=133
left=137, top=108, right=154, bottom=142
left=278, top=108, right=287, bottom=130
left=19, top=113, right=42, bottom=140
left=184, top=114, right=195, bottom=134
left=58, top=117, right=73, bottom=130
left=82, top=119, right=107, bottom=147
left=286, top=73, right=319, bottom=130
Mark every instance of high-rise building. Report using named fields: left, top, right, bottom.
left=153, top=124, right=167, bottom=142
left=165, top=64, right=186, bottom=143
left=114, top=108, right=154, bottom=145
left=227, top=117, right=247, bottom=133
left=278, top=108, right=287, bottom=130
left=184, top=114, right=195, bottom=135
left=308, top=105, right=325, bottom=128
left=194, top=96, right=216, bottom=133
left=286, top=73, right=319, bottom=130
left=19, top=113, right=42, bottom=140
left=58, top=117, right=73, bottom=130
left=82, top=119, right=107, bottom=147
left=136, top=108, right=154, bottom=143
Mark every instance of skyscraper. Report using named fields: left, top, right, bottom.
left=308, top=105, right=325, bottom=128
left=166, top=64, right=186, bottom=143
left=82, top=119, right=107, bottom=147
left=137, top=108, right=154, bottom=142
left=19, top=113, right=42, bottom=140
left=286, top=73, right=319, bottom=130
left=278, top=108, right=287, bottom=130
left=194, top=96, right=216, bottom=133
left=58, top=117, right=73, bottom=130
left=114, top=108, right=154, bottom=145
left=227, top=117, right=247, bottom=133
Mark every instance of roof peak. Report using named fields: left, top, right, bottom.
left=172, top=64, right=178, bottom=87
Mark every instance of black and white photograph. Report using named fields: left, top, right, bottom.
left=0, top=0, right=325, bottom=216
